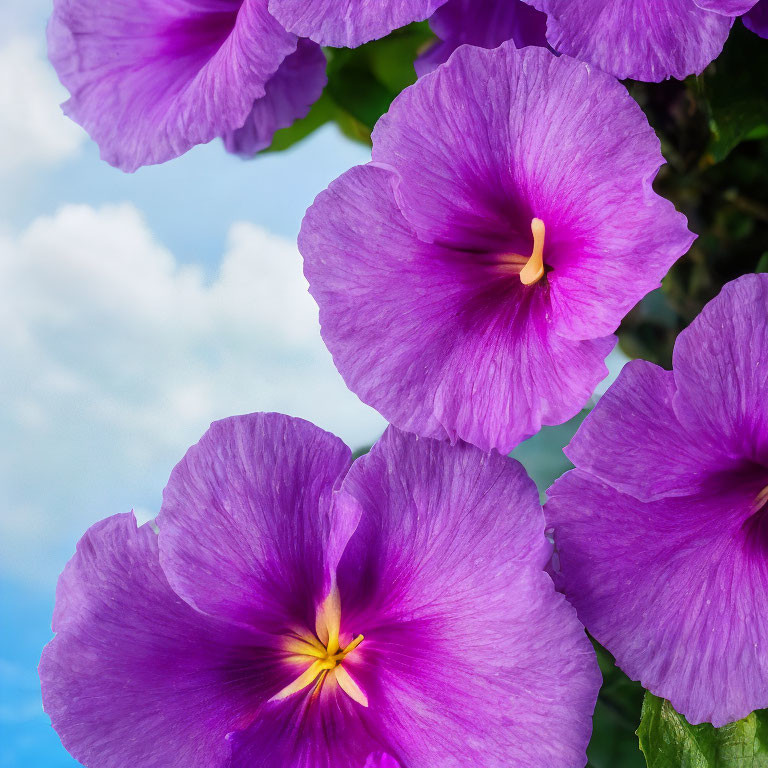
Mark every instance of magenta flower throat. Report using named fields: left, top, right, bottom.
left=40, top=413, right=600, bottom=767
left=301, top=43, right=695, bottom=455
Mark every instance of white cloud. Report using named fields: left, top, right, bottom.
left=0, top=37, right=84, bottom=175
left=0, top=204, right=385, bottom=586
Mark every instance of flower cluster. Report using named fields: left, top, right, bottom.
left=47, top=0, right=768, bottom=170
left=42, top=0, right=768, bottom=765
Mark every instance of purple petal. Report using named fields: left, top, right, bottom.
left=364, top=754, right=401, bottom=768
left=157, top=412, right=351, bottom=630
left=415, top=0, right=550, bottom=77
left=564, top=360, right=730, bottom=501
left=268, top=0, right=446, bottom=47
left=547, top=470, right=768, bottom=726
left=40, top=513, right=284, bottom=768
left=328, top=427, right=600, bottom=767
left=528, top=0, right=733, bottom=81
left=693, top=0, right=758, bottom=15
left=301, top=162, right=615, bottom=454
left=222, top=38, right=327, bottom=157
left=48, top=0, right=297, bottom=171
left=228, top=687, right=391, bottom=768
left=672, top=275, right=768, bottom=467
left=547, top=274, right=768, bottom=726
left=744, top=0, right=768, bottom=37
left=372, top=45, right=694, bottom=341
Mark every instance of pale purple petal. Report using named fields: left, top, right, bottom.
left=564, top=360, right=731, bottom=501
left=415, top=0, right=550, bottom=77
left=157, top=412, right=351, bottom=630
left=329, top=428, right=600, bottom=767
left=547, top=274, right=768, bottom=726
left=301, top=162, right=615, bottom=454
left=268, top=0, right=446, bottom=47
left=547, top=471, right=768, bottom=726
left=48, top=0, right=297, bottom=171
left=694, top=0, right=758, bottom=14
left=672, top=275, right=768, bottom=466
left=528, top=0, right=733, bottom=81
left=373, top=45, right=694, bottom=340
left=744, top=0, right=768, bottom=37
left=222, top=38, right=327, bottom=157
left=40, top=513, right=283, bottom=768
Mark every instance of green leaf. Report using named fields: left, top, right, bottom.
left=637, top=692, right=768, bottom=767
left=266, top=24, right=433, bottom=152
left=265, top=93, right=337, bottom=153
left=325, top=23, right=433, bottom=132
left=267, top=91, right=372, bottom=152
left=757, top=252, right=768, bottom=273
left=701, top=23, right=768, bottom=163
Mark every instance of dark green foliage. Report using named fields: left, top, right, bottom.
left=589, top=643, right=646, bottom=768
left=266, top=23, right=432, bottom=152
left=620, top=26, right=768, bottom=368
left=702, top=22, right=768, bottom=163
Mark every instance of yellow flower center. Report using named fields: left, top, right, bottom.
left=270, top=585, right=368, bottom=707
left=496, top=217, right=547, bottom=286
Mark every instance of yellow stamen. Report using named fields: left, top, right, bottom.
left=340, top=634, right=364, bottom=655
left=282, top=629, right=330, bottom=659
left=496, top=218, right=547, bottom=285
left=270, top=586, right=367, bottom=706
left=334, top=665, right=369, bottom=707
left=753, top=485, right=768, bottom=514
left=519, top=218, right=546, bottom=286
left=270, top=660, right=326, bottom=702
left=315, top=584, right=341, bottom=655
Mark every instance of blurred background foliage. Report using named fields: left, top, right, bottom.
left=269, top=19, right=768, bottom=767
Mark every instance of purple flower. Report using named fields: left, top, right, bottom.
left=47, top=0, right=327, bottom=172
left=268, top=0, right=446, bottom=48
left=40, top=413, right=600, bottom=767
left=744, top=0, right=768, bottom=36
left=415, top=0, right=551, bottom=77
left=546, top=274, right=768, bottom=727
left=527, top=0, right=760, bottom=81
left=300, top=43, right=694, bottom=455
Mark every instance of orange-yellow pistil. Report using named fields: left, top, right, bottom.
left=753, top=484, right=768, bottom=514
left=496, top=217, right=547, bottom=286
left=270, top=585, right=367, bottom=707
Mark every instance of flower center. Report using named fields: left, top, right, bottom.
left=496, top=217, right=546, bottom=286
left=270, top=586, right=368, bottom=707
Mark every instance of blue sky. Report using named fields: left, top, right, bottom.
left=0, top=4, right=628, bottom=765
